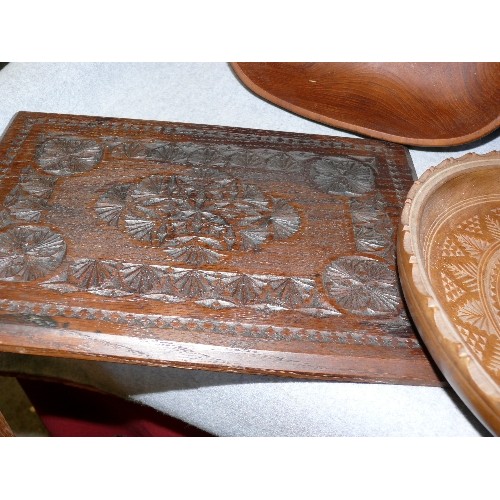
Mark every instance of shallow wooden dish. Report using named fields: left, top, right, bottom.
left=231, top=63, right=500, bottom=147
left=397, top=152, right=500, bottom=434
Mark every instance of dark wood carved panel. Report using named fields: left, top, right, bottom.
left=0, top=112, right=441, bottom=384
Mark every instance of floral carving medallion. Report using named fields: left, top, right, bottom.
left=95, top=170, right=300, bottom=265
left=36, top=137, right=103, bottom=176
left=0, top=112, right=435, bottom=384
left=323, top=256, right=400, bottom=315
left=0, top=225, right=66, bottom=281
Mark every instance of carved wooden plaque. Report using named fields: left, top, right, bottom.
left=0, top=112, right=440, bottom=384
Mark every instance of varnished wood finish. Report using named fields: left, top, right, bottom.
left=0, top=409, right=14, bottom=437
left=231, top=63, right=500, bottom=147
left=398, top=152, right=500, bottom=434
left=0, top=112, right=441, bottom=385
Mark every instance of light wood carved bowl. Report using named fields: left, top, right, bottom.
left=231, top=63, right=500, bottom=147
left=397, top=152, right=500, bottom=435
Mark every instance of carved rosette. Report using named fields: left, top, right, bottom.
left=36, top=137, right=103, bottom=176
left=322, top=256, right=400, bottom=315
left=309, top=157, right=375, bottom=196
left=3, top=167, right=57, bottom=222
left=0, top=225, right=66, bottom=281
left=95, top=169, right=300, bottom=265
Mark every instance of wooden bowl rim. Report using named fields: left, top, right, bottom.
left=231, top=63, right=500, bottom=147
left=398, top=151, right=500, bottom=433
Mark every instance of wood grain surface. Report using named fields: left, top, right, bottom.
left=0, top=112, right=442, bottom=385
left=231, top=63, right=500, bottom=147
left=0, top=408, right=14, bottom=437
left=398, top=152, right=500, bottom=434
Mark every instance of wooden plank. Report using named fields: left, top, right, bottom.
left=0, top=111, right=441, bottom=384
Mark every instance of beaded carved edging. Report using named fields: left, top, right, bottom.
left=2, top=113, right=394, bottom=171
left=0, top=298, right=420, bottom=349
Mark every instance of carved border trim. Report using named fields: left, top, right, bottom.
left=0, top=298, right=421, bottom=349
left=1, top=114, right=393, bottom=170
left=41, top=258, right=342, bottom=317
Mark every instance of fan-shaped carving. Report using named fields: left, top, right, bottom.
left=96, top=171, right=300, bottom=265
left=0, top=225, right=66, bottom=281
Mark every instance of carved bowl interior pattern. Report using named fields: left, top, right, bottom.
left=36, top=137, right=103, bottom=176
left=0, top=225, right=66, bottom=281
left=433, top=206, right=500, bottom=377
left=95, top=168, right=301, bottom=266
left=398, top=152, right=500, bottom=434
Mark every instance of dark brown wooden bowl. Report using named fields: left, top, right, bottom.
left=397, top=152, right=500, bottom=434
left=231, top=63, right=500, bottom=147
